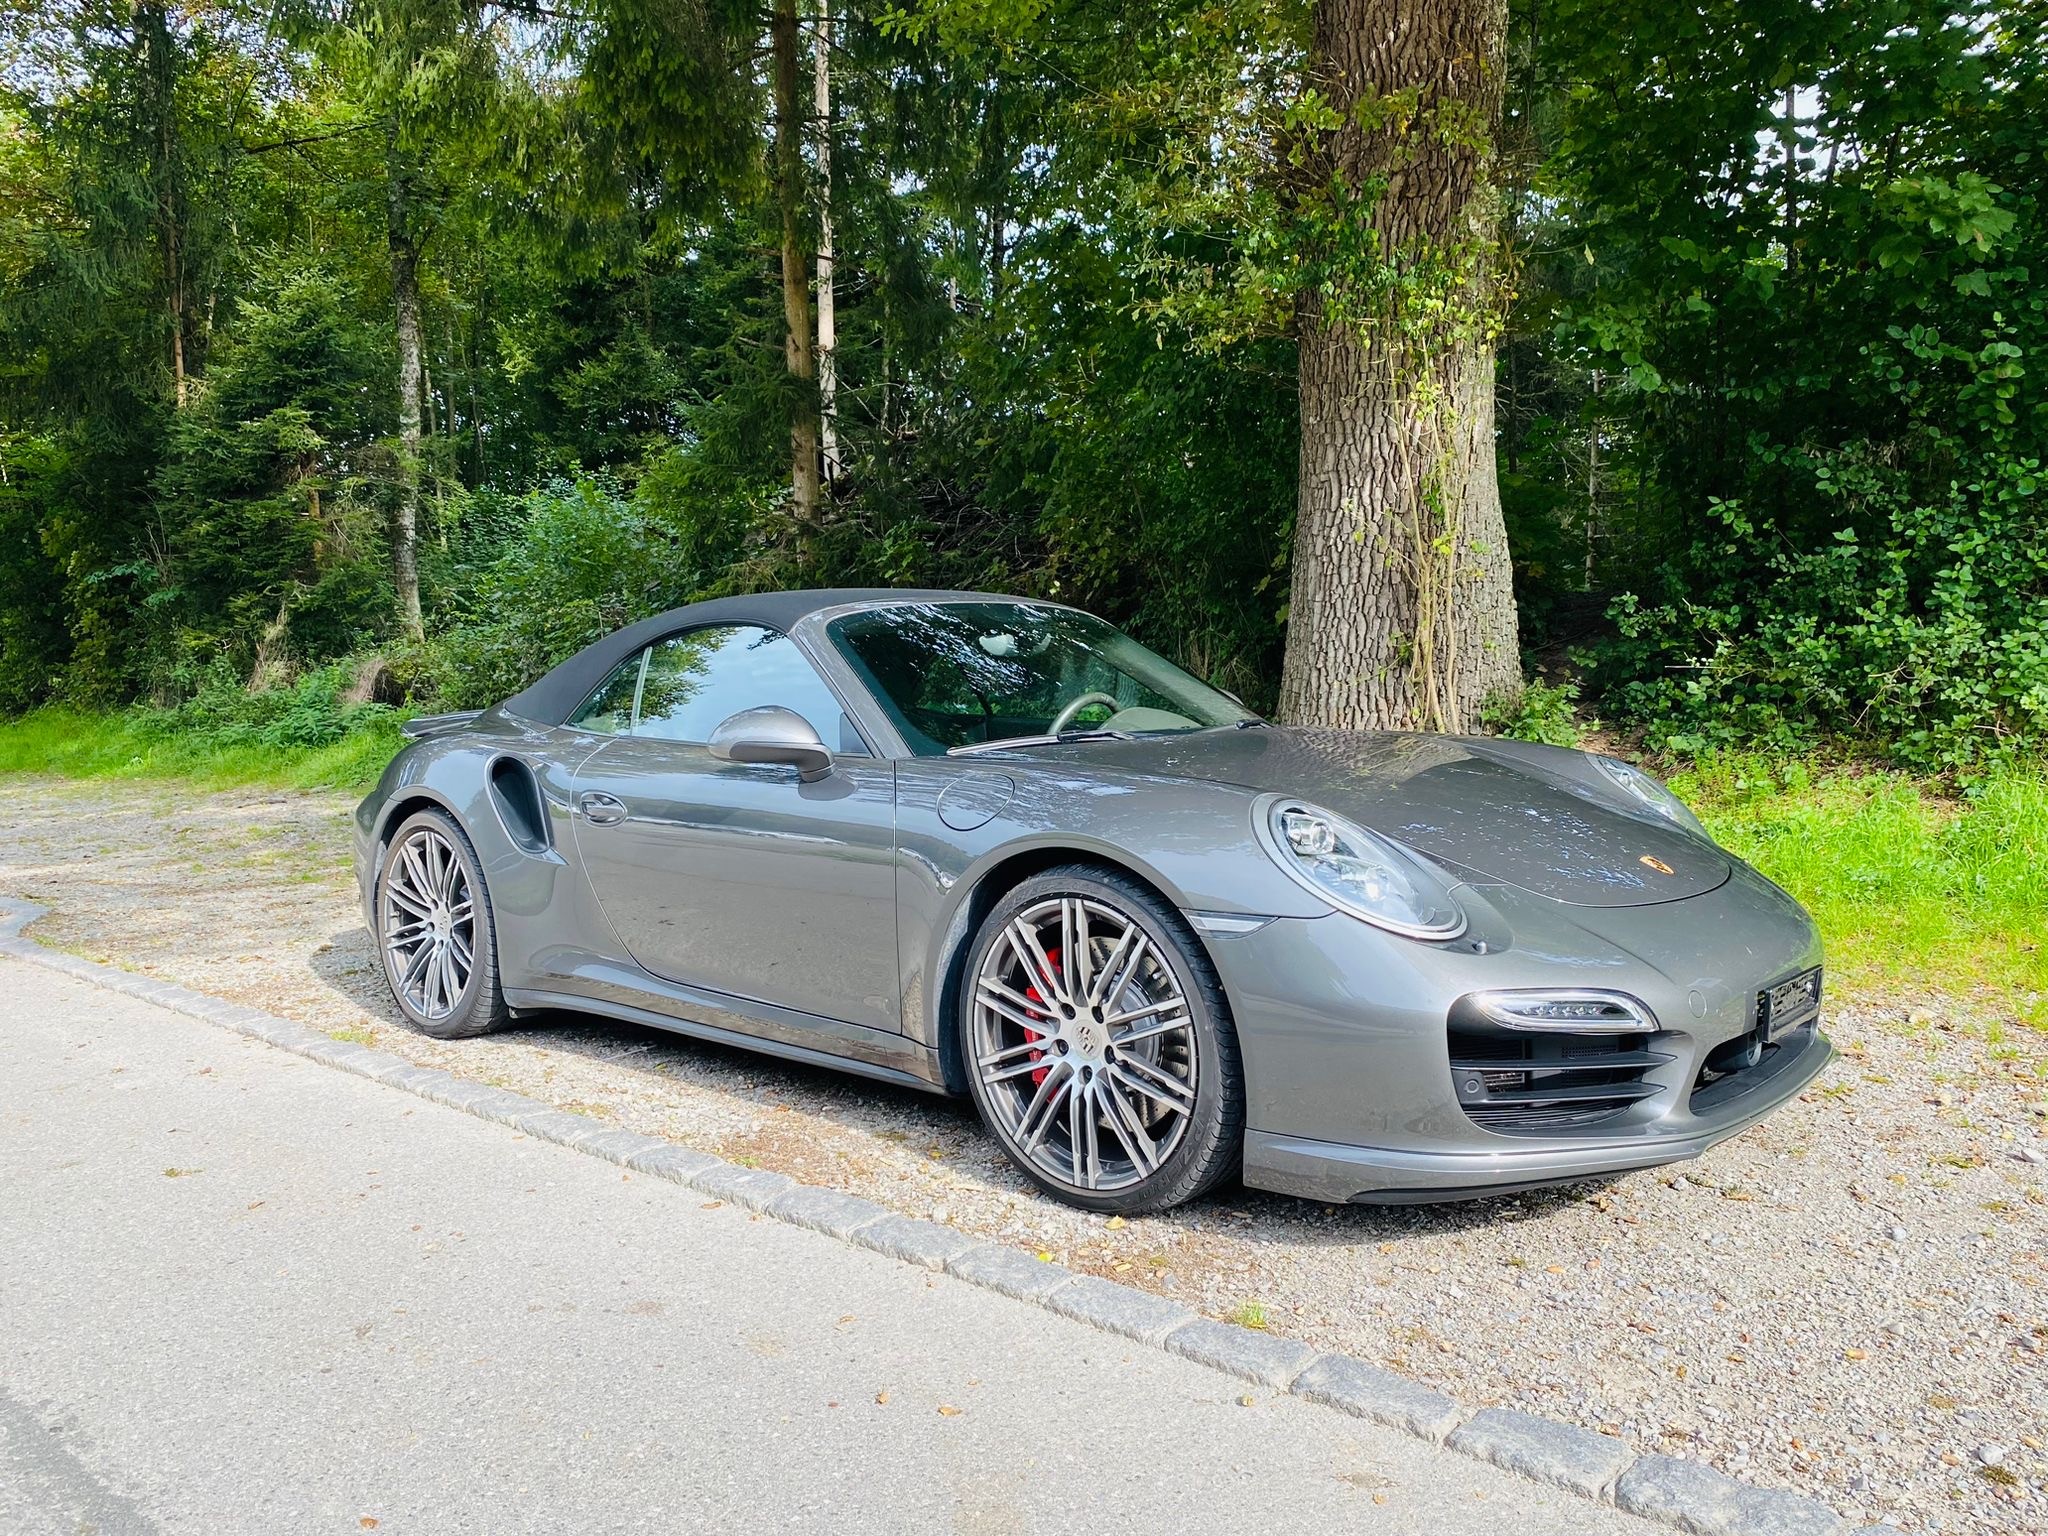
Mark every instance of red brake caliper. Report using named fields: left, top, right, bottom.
left=1021, top=946, right=1061, bottom=1087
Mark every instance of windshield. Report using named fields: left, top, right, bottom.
left=826, top=602, right=1256, bottom=755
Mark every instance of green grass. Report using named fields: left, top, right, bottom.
left=0, top=706, right=404, bottom=793
left=1671, top=754, right=2047, bottom=1026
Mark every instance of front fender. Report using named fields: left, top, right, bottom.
left=892, top=759, right=1328, bottom=1070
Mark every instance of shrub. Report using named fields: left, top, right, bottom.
left=1481, top=678, right=1586, bottom=747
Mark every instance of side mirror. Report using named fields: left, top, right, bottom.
left=708, top=706, right=835, bottom=783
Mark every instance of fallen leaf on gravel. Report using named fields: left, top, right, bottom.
left=1844, top=1347, right=1868, bottom=1360
left=937, top=1404, right=962, bottom=1416
left=359, top=1521, right=378, bottom=1530
left=1104, top=1216, right=1127, bottom=1230
left=874, top=1390, right=890, bottom=1405
left=1237, top=1395, right=1255, bottom=1407
left=1372, top=1494, right=1388, bottom=1506
left=700, top=1201, right=723, bottom=1210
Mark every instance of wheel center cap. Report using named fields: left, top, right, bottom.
left=432, top=908, right=451, bottom=941
left=1074, top=1017, right=1102, bottom=1056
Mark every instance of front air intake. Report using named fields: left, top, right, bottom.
left=1447, top=995, right=1675, bottom=1133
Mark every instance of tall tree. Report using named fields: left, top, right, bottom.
left=1276, top=0, right=1521, bottom=732
left=771, top=0, right=820, bottom=531
left=384, top=122, right=425, bottom=638
left=325, top=0, right=502, bottom=641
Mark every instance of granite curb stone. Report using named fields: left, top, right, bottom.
left=852, top=1214, right=980, bottom=1271
left=766, top=1186, right=890, bottom=1240
left=1163, top=1319, right=1317, bottom=1389
left=1290, top=1353, right=1467, bottom=1442
left=1450, top=1407, right=1637, bottom=1499
left=1044, top=1275, right=1195, bottom=1345
left=943, top=1244, right=1076, bottom=1304
left=1617, top=1456, right=1847, bottom=1536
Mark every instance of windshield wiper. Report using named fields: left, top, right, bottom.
left=948, top=729, right=1132, bottom=757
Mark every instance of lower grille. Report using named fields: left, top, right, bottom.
left=1449, top=1027, right=1673, bottom=1133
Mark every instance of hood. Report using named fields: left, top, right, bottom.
left=1000, top=727, right=1729, bottom=908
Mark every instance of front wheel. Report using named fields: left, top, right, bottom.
left=961, top=866, right=1244, bottom=1213
left=376, top=808, right=509, bottom=1040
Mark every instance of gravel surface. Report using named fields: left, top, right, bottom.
left=3, top=775, right=2043, bottom=1533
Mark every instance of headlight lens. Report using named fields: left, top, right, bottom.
left=1257, top=798, right=1465, bottom=939
left=1585, top=754, right=1708, bottom=837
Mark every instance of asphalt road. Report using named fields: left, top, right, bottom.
left=0, top=955, right=1667, bottom=1536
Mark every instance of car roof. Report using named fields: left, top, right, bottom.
left=497, top=587, right=1045, bottom=727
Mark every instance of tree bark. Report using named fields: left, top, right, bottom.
left=386, top=125, right=425, bottom=643
left=1278, top=0, right=1521, bottom=733
left=813, top=0, right=838, bottom=484
left=141, top=5, right=187, bottom=407
left=772, top=0, right=821, bottom=532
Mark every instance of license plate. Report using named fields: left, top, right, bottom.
left=1761, top=967, right=1822, bottom=1041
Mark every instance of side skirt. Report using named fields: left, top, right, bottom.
left=504, top=979, right=949, bottom=1096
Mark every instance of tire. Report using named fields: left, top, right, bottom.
left=960, top=865, right=1244, bottom=1213
left=375, top=807, right=509, bottom=1040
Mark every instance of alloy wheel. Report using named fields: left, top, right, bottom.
left=970, top=895, right=1197, bottom=1194
left=382, top=826, right=475, bottom=1022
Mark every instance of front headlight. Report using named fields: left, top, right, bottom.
left=1585, top=753, right=1709, bottom=838
left=1254, top=797, right=1465, bottom=940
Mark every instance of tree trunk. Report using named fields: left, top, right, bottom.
left=813, top=0, right=838, bottom=484
left=1278, top=0, right=1521, bottom=733
left=386, top=126, right=425, bottom=643
left=141, top=5, right=187, bottom=407
left=772, top=0, right=821, bottom=532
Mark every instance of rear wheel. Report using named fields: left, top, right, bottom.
left=962, top=866, right=1243, bottom=1213
left=376, top=809, right=508, bottom=1040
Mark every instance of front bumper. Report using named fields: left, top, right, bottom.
left=1244, top=1019, right=1830, bottom=1202
left=1208, top=859, right=1834, bottom=1203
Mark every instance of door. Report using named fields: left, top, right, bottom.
left=565, top=624, right=901, bottom=1033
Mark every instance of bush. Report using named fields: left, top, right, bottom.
left=415, top=467, right=777, bottom=708
left=1481, top=678, right=1586, bottom=747
left=149, top=658, right=398, bottom=749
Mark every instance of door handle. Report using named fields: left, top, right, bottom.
left=578, top=792, right=629, bottom=826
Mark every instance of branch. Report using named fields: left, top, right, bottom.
left=241, top=121, right=380, bottom=156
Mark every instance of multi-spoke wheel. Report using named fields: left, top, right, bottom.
left=963, top=866, right=1243, bottom=1213
left=376, top=809, right=508, bottom=1040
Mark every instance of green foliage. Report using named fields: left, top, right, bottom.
left=415, top=468, right=774, bottom=707
left=0, top=672, right=407, bottom=791
left=1674, top=754, right=2048, bottom=1023
left=1480, top=677, right=1584, bottom=747
left=1523, top=0, right=2048, bottom=769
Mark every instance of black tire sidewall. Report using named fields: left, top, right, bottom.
left=962, top=867, right=1242, bottom=1213
left=376, top=808, right=506, bottom=1039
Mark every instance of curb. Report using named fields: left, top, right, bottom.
left=0, top=896, right=1893, bottom=1536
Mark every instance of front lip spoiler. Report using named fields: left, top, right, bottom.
left=1243, top=1027, right=1835, bottom=1205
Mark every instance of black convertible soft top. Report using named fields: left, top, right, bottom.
left=497, top=587, right=1038, bottom=727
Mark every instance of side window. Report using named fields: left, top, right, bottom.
left=634, top=625, right=850, bottom=746
left=568, top=648, right=647, bottom=735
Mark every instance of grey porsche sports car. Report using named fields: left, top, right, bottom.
left=353, top=588, right=1831, bottom=1212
